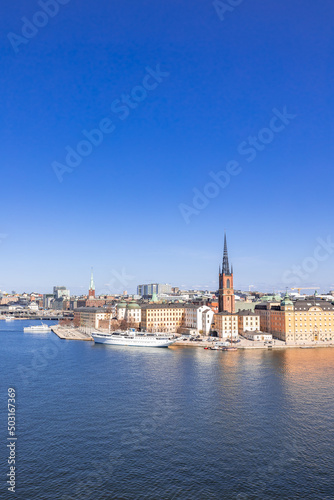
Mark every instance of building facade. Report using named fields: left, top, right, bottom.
left=43, top=294, right=54, bottom=309
left=141, top=304, right=185, bottom=333
left=255, top=294, right=334, bottom=342
left=183, top=304, right=214, bottom=335
left=213, top=312, right=238, bottom=339
left=244, top=332, right=272, bottom=341
left=116, top=301, right=141, bottom=326
left=137, top=283, right=172, bottom=297
left=53, top=286, right=70, bottom=300
left=238, top=310, right=260, bottom=334
left=73, top=307, right=108, bottom=329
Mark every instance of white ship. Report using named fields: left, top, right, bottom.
left=23, top=323, right=51, bottom=333
left=5, top=316, right=14, bottom=321
left=92, top=330, right=177, bottom=348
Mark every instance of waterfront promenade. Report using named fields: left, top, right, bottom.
left=51, top=325, right=93, bottom=341
left=51, top=326, right=334, bottom=349
left=176, top=336, right=334, bottom=349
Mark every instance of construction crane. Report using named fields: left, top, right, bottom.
left=290, top=287, right=320, bottom=295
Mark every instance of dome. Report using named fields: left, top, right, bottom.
left=117, top=302, right=127, bottom=308
left=127, top=301, right=140, bottom=309
left=281, top=293, right=293, bottom=307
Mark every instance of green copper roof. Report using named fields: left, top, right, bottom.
left=281, top=292, right=293, bottom=306
left=127, top=301, right=140, bottom=309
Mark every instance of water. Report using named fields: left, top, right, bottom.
left=1, top=321, right=334, bottom=500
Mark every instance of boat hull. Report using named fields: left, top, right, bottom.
left=92, top=333, right=176, bottom=348
left=23, top=327, right=51, bottom=333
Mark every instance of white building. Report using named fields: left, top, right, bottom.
left=28, top=302, right=39, bottom=311
left=244, top=331, right=272, bottom=341
left=183, top=305, right=214, bottom=335
left=116, top=301, right=141, bottom=326
left=116, top=302, right=127, bottom=320
left=238, top=311, right=260, bottom=334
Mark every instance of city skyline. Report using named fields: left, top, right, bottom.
left=1, top=1, right=333, bottom=293
left=0, top=233, right=333, bottom=296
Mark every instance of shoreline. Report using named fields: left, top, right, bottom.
left=174, top=341, right=334, bottom=350
left=49, top=326, right=334, bottom=350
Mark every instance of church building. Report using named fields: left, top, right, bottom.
left=218, top=233, right=235, bottom=314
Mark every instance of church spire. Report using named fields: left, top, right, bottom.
left=90, top=268, right=95, bottom=291
left=222, top=232, right=230, bottom=275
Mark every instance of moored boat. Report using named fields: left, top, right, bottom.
left=23, top=323, right=51, bottom=333
left=92, top=329, right=177, bottom=348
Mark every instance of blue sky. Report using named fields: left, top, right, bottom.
left=1, top=0, right=334, bottom=294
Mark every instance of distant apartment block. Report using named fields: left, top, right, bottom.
left=53, top=286, right=70, bottom=300
left=43, top=294, right=54, bottom=309
left=137, top=283, right=172, bottom=297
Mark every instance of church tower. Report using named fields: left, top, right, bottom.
left=218, top=233, right=235, bottom=313
left=88, top=268, right=95, bottom=298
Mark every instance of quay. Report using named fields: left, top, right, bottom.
left=0, top=315, right=72, bottom=321
left=174, top=338, right=334, bottom=350
left=50, top=326, right=334, bottom=349
left=51, top=326, right=93, bottom=341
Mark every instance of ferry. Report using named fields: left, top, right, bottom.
left=92, top=329, right=177, bottom=348
left=23, top=323, right=51, bottom=333
left=5, top=316, right=14, bottom=322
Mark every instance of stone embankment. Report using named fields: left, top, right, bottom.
left=174, top=338, right=334, bottom=349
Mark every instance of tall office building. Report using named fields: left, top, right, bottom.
left=137, top=283, right=172, bottom=297
left=53, top=286, right=70, bottom=300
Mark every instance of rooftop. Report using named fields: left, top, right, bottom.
left=238, top=310, right=259, bottom=316
left=141, top=303, right=185, bottom=309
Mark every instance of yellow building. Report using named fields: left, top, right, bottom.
left=255, top=294, right=334, bottom=342
left=141, top=304, right=185, bottom=333
left=212, top=312, right=238, bottom=339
